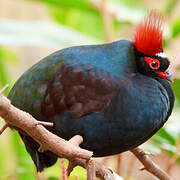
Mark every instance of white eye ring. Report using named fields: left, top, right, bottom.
left=156, top=52, right=167, bottom=58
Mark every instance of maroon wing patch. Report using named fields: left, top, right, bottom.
left=41, top=63, right=119, bottom=118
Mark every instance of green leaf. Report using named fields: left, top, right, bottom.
left=172, top=18, right=180, bottom=38
left=164, top=0, right=178, bottom=15
left=0, top=132, right=9, bottom=177
left=69, top=166, right=86, bottom=180
left=44, top=160, right=61, bottom=178
left=0, top=47, right=18, bottom=96
left=164, top=108, right=180, bottom=138
left=0, top=48, right=10, bottom=96
left=172, top=79, right=180, bottom=101
left=48, top=1, right=145, bottom=40
left=12, top=131, right=35, bottom=180
left=48, top=177, right=59, bottom=180
left=0, top=47, right=19, bottom=64
left=112, top=0, right=141, bottom=7
left=153, top=128, right=176, bottom=146
left=30, top=0, right=96, bottom=13
left=49, top=6, right=105, bottom=40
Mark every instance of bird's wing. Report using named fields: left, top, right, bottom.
left=41, top=63, right=120, bottom=118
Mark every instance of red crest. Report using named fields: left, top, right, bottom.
left=134, top=11, right=164, bottom=56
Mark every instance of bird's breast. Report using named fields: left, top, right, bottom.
left=101, top=74, right=170, bottom=151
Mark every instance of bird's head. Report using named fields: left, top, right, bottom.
left=133, top=11, right=173, bottom=81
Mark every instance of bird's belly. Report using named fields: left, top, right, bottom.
left=53, top=109, right=158, bottom=157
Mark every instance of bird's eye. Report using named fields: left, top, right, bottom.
left=144, top=57, right=160, bottom=70
left=151, top=61, right=158, bottom=67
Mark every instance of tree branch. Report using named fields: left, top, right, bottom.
left=89, top=0, right=130, bottom=24
left=0, top=84, right=9, bottom=94
left=0, top=123, right=8, bottom=135
left=0, top=94, right=92, bottom=160
left=69, top=157, right=123, bottom=180
left=0, top=85, right=172, bottom=180
left=131, top=147, right=172, bottom=180
left=0, top=87, right=123, bottom=180
left=87, top=159, right=96, bottom=180
left=99, top=0, right=113, bottom=42
left=36, top=120, right=54, bottom=127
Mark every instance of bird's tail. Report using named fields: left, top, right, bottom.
left=19, top=133, right=58, bottom=172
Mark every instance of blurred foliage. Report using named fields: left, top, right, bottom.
left=172, top=18, right=180, bottom=38
left=164, top=0, right=178, bottom=15
left=12, top=131, right=35, bottom=180
left=172, top=79, right=180, bottom=100
left=0, top=47, right=19, bottom=96
left=30, top=0, right=144, bottom=40
left=0, top=0, right=180, bottom=179
left=49, top=6, right=106, bottom=40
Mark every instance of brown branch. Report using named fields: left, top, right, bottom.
left=67, top=161, right=77, bottom=176
left=36, top=121, right=54, bottom=127
left=0, top=94, right=92, bottom=160
left=61, top=159, right=67, bottom=180
left=70, top=157, right=123, bottom=180
left=0, top=88, right=124, bottom=180
left=116, top=154, right=122, bottom=175
left=0, top=123, right=8, bottom=135
left=35, top=171, right=41, bottom=180
left=0, top=84, right=9, bottom=94
left=166, top=139, right=180, bottom=174
left=89, top=0, right=129, bottom=24
left=131, top=147, right=172, bottom=180
left=75, top=176, right=80, bottom=180
left=67, top=157, right=120, bottom=180
left=0, top=85, right=171, bottom=180
left=99, top=0, right=113, bottom=42
left=68, top=135, right=83, bottom=146
left=87, top=159, right=96, bottom=180
left=124, top=154, right=136, bottom=180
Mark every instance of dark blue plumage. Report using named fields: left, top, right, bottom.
left=8, top=39, right=174, bottom=171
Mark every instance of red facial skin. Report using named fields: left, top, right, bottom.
left=144, top=56, right=168, bottom=80
left=133, top=11, right=171, bottom=81
left=144, top=57, right=160, bottom=70
left=157, top=72, right=168, bottom=79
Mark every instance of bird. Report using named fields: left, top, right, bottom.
left=8, top=11, right=175, bottom=172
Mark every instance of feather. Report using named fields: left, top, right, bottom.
left=134, top=10, right=164, bottom=56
